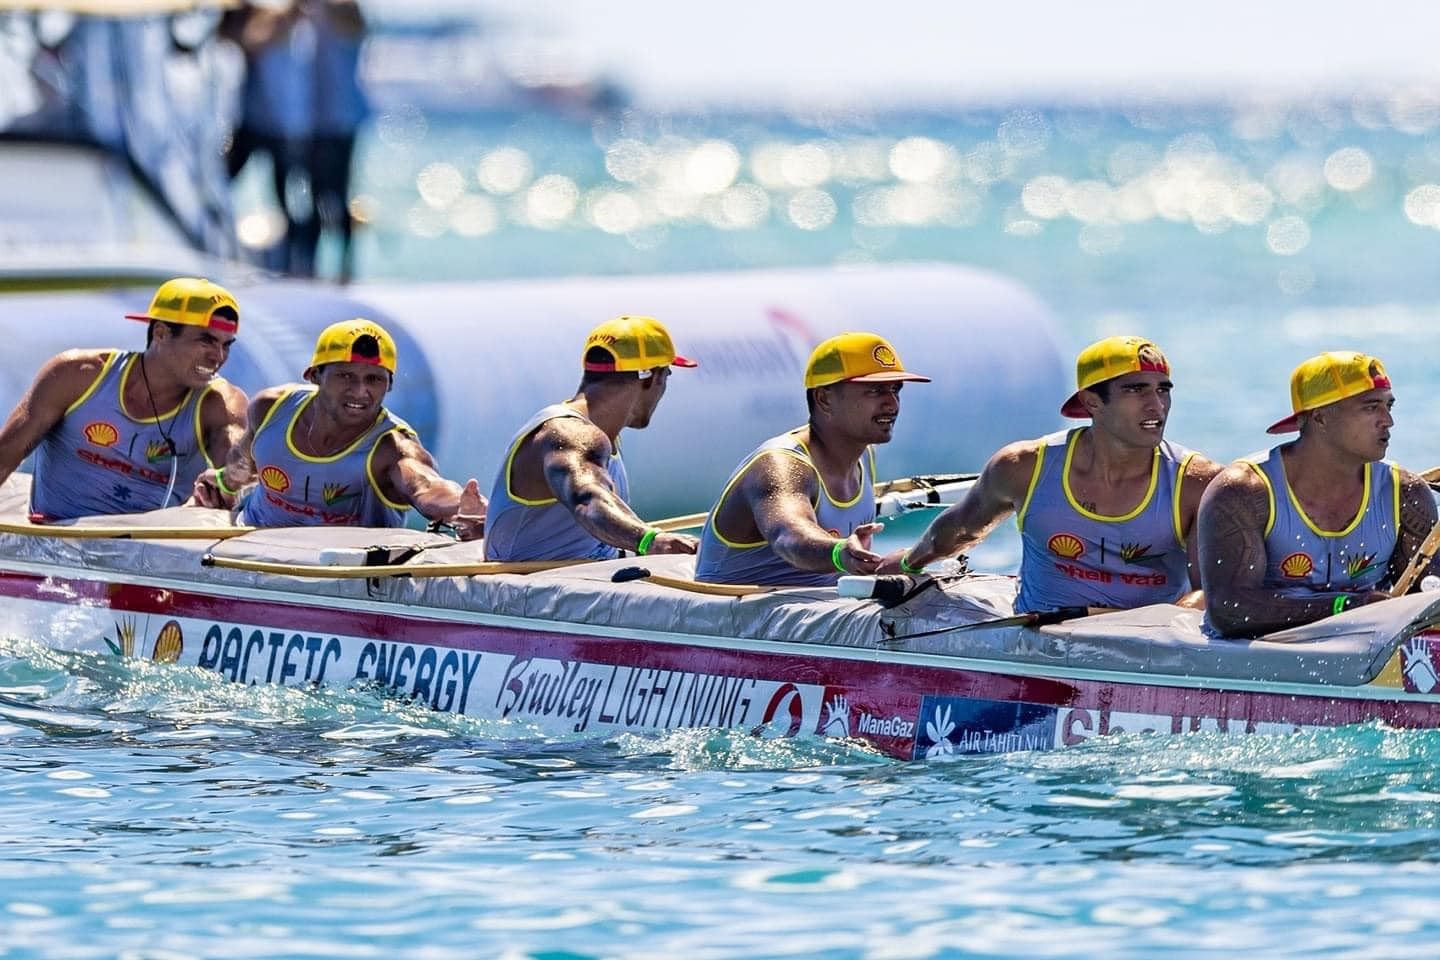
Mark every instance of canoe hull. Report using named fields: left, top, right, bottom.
left=5, top=566, right=1440, bottom=761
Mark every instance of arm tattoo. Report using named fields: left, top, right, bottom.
left=1389, top=473, right=1440, bottom=587
left=1199, top=473, right=1340, bottom=637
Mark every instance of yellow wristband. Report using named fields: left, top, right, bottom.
left=636, top=528, right=660, bottom=556
left=831, top=539, right=847, bottom=574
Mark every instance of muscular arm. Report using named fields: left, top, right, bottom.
left=1198, top=465, right=1370, bottom=638
left=1387, top=468, right=1440, bottom=590
left=199, top=381, right=249, bottom=474
left=0, top=350, right=108, bottom=488
left=737, top=452, right=883, bottom=575
left=540, top=418, right=694, bottom=554
left=899, top=441, right=1038, bottom=569
left=375, top=432, right=487, bottom=534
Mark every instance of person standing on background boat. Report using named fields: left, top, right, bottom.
left=298, top=0, right=368, bottom=283
left=193, top=318, right=485, bottom=536
left=1198, top=351, right=1436, bottom=638
left=0, top=278, right=248, bottom=521
left=484, top=316, right=699, bottom=562
left=695, top=332, right=929, bottom=586
left=891, top=336, right=1220, bottom=610
left=221, top=0, right=315, bottom=276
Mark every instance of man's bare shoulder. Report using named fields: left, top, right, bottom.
left=1202, top=461, right=1270, bottom=507
left=741, top=447, right=816, bottom=490
left=1183, top=453, right=1225, bottom=484
left=1395, top=465, right=1434, bottom=495
left=17, top=349, right=119, bottom=407
left=203, top=379, right=249, bottom=416
left=982, top=438, right=1044, bottom=495
left=1393, top=465, right=1439, bottom=521
left=375, top=425, right=438, bottom=469
left=535, top=414, right=610, bottom=458
left=245, top=384, right=302, bottom=425
left=251, top=383, right=301, bottom=405
left=44, top=348, right=115, bottom=381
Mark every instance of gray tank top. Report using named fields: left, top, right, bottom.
left=1242, top=445, right=1397, bottom=595
left=695, top=429, right=876, bottom=586
left=484, top=403, right=631, bottom=562
left=1014, top=428, right=1194, bottom=612
left=30, top=351, right=216, bottom=520
left=237, top=387, right=411, bottom=528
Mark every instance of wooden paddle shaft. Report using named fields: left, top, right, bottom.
left=1392, top=518, right=1440, bottom=597
left=0, top=520, right=254, bottom=540
left=201, top=555, right=580, bottom=579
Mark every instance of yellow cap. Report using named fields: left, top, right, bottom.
left=582, top=315, right=697, bottom=374
left=803, top=332, right=931, bottom=389
left=124, top=277, right=239, bottom=334
left=1267, top=351, right=1391, bottom=434
left=1060, top=335, right=1171, bottom=418
left=308, top=319, right=398, bottom=375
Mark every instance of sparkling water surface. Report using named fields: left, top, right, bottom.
left=6, top=638, right=1440, bottom=958
left=17, top=100, right=1440, bottom=956
left=5, top=640, right=1440, bottom=958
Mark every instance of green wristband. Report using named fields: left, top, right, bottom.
left=214, top=468, right=236, bottom=499
left=899, top=552, right=925, bottom=575
left=1332, top=594, right=1350, bottom=616
left=831, top=539, right=847, bottom=574
left=636, top=528, right=660, bottom=556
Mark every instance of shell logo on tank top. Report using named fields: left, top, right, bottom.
left=1281, top=552, right=1314, bottom=578
left=260, top=465, right=291, bottom=493
left=1047, top=533, right=1085, bottom=559
left=83, top=421, right=119, bottom=447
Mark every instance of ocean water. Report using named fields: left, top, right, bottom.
left=13, top=99, right=1440, bottom=956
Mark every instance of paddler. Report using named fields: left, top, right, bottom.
left=0, top=277, right=249, bottom=521
left=483, top=315, right=699, bottom=561
left=1198, top=351, right=1437, bottom=637
left=194, top=318, right=485, bottom=536
left=694, top=332, right=929, bottom=585
left=891, top=336, right=1220, bottom=610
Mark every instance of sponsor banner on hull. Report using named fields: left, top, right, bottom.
left=120, top=611, right=875, bottom=743
left=1057, top=707, right=1309, bottom=745
left=913, top=695, right=1059, bottom=759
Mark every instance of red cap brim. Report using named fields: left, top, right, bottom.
left=672, top=355, right=698, bottom=368
left=123, top=312, right=239, bottom=335
left=1266, top=414, right=1300, bottom=434
left=1060, top=391, right=1088, bottom=418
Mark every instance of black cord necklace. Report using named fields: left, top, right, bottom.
left=138, top=353, right=180, bottom=506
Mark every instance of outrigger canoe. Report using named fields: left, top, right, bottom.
left=2, top=475, right=1440, bottom=760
